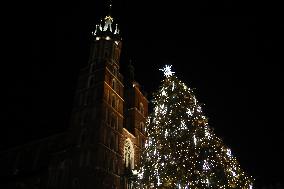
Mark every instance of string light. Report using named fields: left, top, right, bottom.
left=136, top=66, right=253, bottom=188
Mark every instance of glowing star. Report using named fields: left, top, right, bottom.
left=159, top=65, right=175, bottom=77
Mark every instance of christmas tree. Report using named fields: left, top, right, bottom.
left=136, top=65, right=253, bottom=188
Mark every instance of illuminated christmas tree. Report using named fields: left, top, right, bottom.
left=136, top=65, right=253, bottom=188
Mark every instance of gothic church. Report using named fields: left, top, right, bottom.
left=0, top=4, right=148, bottom=189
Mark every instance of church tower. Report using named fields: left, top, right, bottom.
left=46, top=3, right=148, bottom=189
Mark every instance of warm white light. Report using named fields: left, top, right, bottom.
left=197, top=105, right=202, bottom=112
left=193, top=134, right=197, bottom=145
left=159, top=65, right=175, bottom=77
left=161, top=89, right=167, bottom=96
left=227, top=149, right=232, bottom=157
left=132, top=169, right=138, bottom=175
left=205, top=128, right=210, bottom=139
left=106, top=36, right=111, bottom=40
left=96, top=37, right=100, bottom=40
left=180, top=120, right=187, bottom=130
left=203, top=160, right=210, bottom=171
left=186, top=108, right=192, bottom=116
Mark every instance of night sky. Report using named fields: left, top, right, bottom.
left=2, top=0, right=282, bottom=187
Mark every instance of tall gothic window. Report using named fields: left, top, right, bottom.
left=110, top=133, right=115, bottom=150
left=139, top=102, right=144, bottom=115
left=88, top=76, right=95, bottom=87
left=111, top=79, right=116, bottom=90
left=105, top=107, right=108, bottom=123
left=113, top=66, right=117, bottom=77
left=124, top=138, right=134, bottom=169
left=90, top=63, right=95, bottom=73
left=140, top=122, right=145, bottom=133
left=111, top=95, right=116, bottom=108
left=111, top=115, right=116, bottom=128
left=115, top=135, right=119, bottom=151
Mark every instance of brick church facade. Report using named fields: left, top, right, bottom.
left=0, top=5, right=148, bottom=189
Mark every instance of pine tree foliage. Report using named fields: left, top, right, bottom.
left=137, top=67, right=253, bottom=189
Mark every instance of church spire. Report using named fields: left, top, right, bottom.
left=91, top=0, right=120, bottom=40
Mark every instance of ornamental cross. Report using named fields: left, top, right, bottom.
left=159, top=65, right=175, bottom=77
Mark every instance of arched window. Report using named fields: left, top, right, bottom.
left=116, top=99, right=120, bottom=111
left=111, top=95, right=116, bottom=108
left=105, top=108, right=108, bottom=122
left=124, top=138, right=134, bottom=169
left=110, top=133, right=115, bottom=150
left=90, top=63, right=95, bottom=73
left=115, top=135, right=119, bottom=151
left=116, top=116, right=119, bottom=130
left=88, top=76, right=95, bottom=87
left=111, top=114, right=116, bottom=128
left=113, top=66, right=117, bottom=77
left=111, top=79, right=116, bottom=90
left=140, top=122, right=145, bottom=133
left=139, top=102, right=144, bottom=115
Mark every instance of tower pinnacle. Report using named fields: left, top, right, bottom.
left=91, top=0, right=120, bottom=40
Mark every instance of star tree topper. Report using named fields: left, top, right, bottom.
left=159, top=65, right=175, bottom=77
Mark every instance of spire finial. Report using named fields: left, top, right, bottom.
left=108, top=0, right=112, bottom=16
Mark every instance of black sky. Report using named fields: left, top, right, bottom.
left=2, top=0, right=282, bottom=187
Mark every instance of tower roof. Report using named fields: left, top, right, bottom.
left=92, top=1, right=121, bottom=40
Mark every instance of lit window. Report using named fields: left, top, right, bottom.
left=124, top=138, right=134, bottom=169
